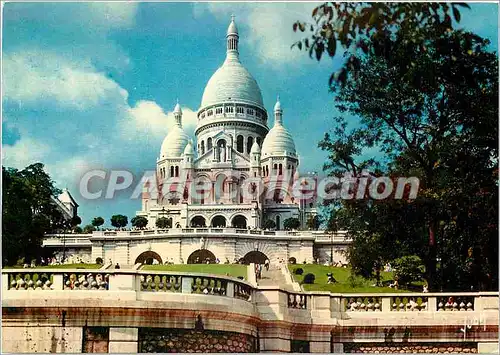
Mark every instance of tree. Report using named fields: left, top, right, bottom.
left=393, top=255, right=425, bottom=287
left=83, top=224, right=96, bottom=234
left=70, top=216, right=82, bottom=227
left=156, top=217, right=172, bottom=229
left=317, top=27, right=498, bottom=291
left=2, top=163, right=68, bottom=265
left=91, top=216, right=104, bottom=230
left=131, top=216, right=148, bottom=229
left=262, top=219, right=276, bottom=230
left=283, top=217, right=301, bottom=231
left=110, top=215, right=128, bottom=229
left=73, top=226, right=83, bottom=233
left=306, top=215, right=321, bottom=230
left=293, top=3, right=471, bottom=86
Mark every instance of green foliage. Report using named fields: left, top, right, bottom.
left=303, top=273, right=316, bottom=284
left=70, top=216, right=81, bottom=227
left=306, top=215, right=321, bottom=230
left=91, top=216, right=104, bottom=229
left=2, top=163, right=69, bottom=266
left=316, top=24, right=498, bottom=291
left=293, top=3, right=470, bottom=86
left=131, top=216, right=148, bottom=229
left=156, top=217, right=172, bottom=229
left=262, top=219, right=276, bottom=230
left=393, top=255, right=425, bottom=286
left=110, top=214, right=128, bottom=229
left=73, top=226, right=83, bottom=233
left=83, top=224, right=96, bottom=234
left=283, top=217, right=300, bottom=230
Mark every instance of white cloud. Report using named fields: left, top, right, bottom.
left=3, top=50, right=128, bottom=109
left=2, top=137, right=51, bottom=169
left=87, top=3, right=138, bottom=29
left=193, top=3, right=316, bottom=66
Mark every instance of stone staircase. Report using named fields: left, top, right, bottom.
left=257, top=265, right=296, bottom=291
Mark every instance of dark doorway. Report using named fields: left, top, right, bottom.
left=187, top=249, right=216, bottom=264
left=211, top=215, right=226, bottom=228
left=242, top=251, right=268, bottom=265
left=231, top=215, right=247, bottom=229
left=190, top=216, right=206, bottom=227
left=135, top=251, right=163, bottom=265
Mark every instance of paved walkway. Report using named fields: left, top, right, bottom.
left=257, top=266, right=295, bottom=291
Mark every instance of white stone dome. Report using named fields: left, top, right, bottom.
left=183, top=140, right=194, bottom=155
left=160, top=126, right=190, bottom=158
left=201, top=59, right=264, bottom=108
left=261, top=125, right=296, bottom=157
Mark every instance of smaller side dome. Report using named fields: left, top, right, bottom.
left=183, top=140, right=194, bottom=155
left=250, top=140, right=261, bottom=154
left=160, top=101, right=190, bottom=158
left=174, top=101, right=182, bottom=114
left=274, top=97, right=282, bottom=112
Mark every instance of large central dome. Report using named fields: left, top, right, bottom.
left=200, top=18, right=264, bottom=109
left=201, top=60, right=264, bottom=108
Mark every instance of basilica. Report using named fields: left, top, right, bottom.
left=44, top=18, right=349, bottom=266
left=137, top=17, right=314, bottom=232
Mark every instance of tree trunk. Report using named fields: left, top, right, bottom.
left=426, top=225, right=438, bottom=291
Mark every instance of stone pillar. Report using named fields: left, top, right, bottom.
left=91, top=242, right=104, bottom=264
left=310, top=341, right=330, bottom=353
left=108, top=328, right=138, bottom=353
left=478, top=342, right=499, bottom=353
left=332, top=343, right=344, bottom=353
left=3, top=274, right=9, bottom=292
left=224, top=240, right=237, bottom=262
left=52, top=274, right=63, bottom=290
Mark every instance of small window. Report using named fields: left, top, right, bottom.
left=216, top=108, right=223, bottom=114
left=225, top=106, right=234, bottom=113
left=207, top=110, right=213, bottom=116
left=237, top=107, right=244, bottom=114
left=247, top=108, right=254, bottom=115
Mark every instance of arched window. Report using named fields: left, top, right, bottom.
left=175, top=166, right=179, bottom=177
left=247, top=137, right=254, bottom=154
left=236, top=135, right=244, bottom=153
left=201, top=141, right=205, bottom=155
left=170, top=166, right=174, bottom=177
left=278, top=164, right=283, bottom=176
left=276, top=215, right=281, bottom=231
left=256, top=137, right=261, bottom=146
left=207, top=137, right=212, bottom=151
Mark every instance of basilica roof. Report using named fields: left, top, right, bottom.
left=261, top=98, right=296, bottom=158
left=160, top=102, right=190, bottom=159
left=200, top=18, right=264, bottom=109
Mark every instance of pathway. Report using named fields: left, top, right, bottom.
left=257, top=265, right=295, bottom=291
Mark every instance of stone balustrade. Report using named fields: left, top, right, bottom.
left=4, top=268, right=496, bottom=318
left=2, top=269, right=254, bottom=302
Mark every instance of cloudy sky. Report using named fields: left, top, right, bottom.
left=2, top=2, right=498, bottom=226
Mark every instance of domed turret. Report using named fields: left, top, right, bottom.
left=160, top=102, right=190, bottom=159
left=183, top=140, right=194, bottom=156
left=261, top=97, right=296, bottom=158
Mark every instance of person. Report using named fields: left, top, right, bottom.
left=264, top=259, right=270, bottom=271
left=115, top=263, right=120, bottom=269
left=422, top=284, right=429, bottom=293
left=388, top=278, right=399, bottom=290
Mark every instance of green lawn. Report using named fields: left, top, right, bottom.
left=289, top=264, right=410, bottom=293
left=3, top=263, right=101, bottom=270
left=141, top=264, right=247, bottom=278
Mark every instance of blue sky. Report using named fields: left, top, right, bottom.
left=2, top=2, right=498, bottom=226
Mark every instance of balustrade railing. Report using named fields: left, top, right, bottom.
left=6, top=270, right=55, bottom=290
left=390, top=296, right=428, bottom=312
left=64, top=271, right=111, bottom=290
left=140, top=274, right=182, bottom=292
left=437, top=295, right=474, bottom=311
left=345, top=296, right=383, bottom=312
left=287, top=292, right=308, bottom=309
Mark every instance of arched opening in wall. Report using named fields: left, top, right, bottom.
left=242, top=251, right=268, bottom=265
left=236, top=135, right=244, bottom=153
left=201, top=141, right=205, bottom=155
left=175, top=166, right=179, bottom=177
left=135, top=251, right=163, bottom=265
left=214, top=174, right=226, bottom=202
left=207, top=137, right=213, bottom=151
left=231, top=215, right=247, bottom=229
left=211, top=215, right=226, bottom=228
left=256, top=137, right=261, bottom=147
left=247, top=136, right=254, bottom=154
left=278, top=164, right=283, bottom=176
left=190, top=216, right=206, bottom=228
left=187, top=249, right=216, bottom=264
left=170, top=166, right=174, bottom=177
left=276, top=215, right=281, bottom=230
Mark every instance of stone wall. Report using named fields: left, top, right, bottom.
left=138, top=328, right=257, bottom=353
left=2, top=326, right=83, bottom=353
left=344, top=343, right=478, bottom=353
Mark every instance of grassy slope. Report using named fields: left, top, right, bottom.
left=141, top=264, right=247, bottom=278
left=289, top=264, right=410, bottom=293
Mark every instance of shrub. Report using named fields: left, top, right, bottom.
left=95, top=257, right=103, bottom=265
left=288, top=257, right=297, bottom=264
left=294, top=268, right=304, bottom=275
left=283, top=217, right=301, bottom=230
left=393, top=255, right=425, bottom=286
left=303, top=273, right=316, bottom=284
left=262, top=219, right=276, bottom=229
